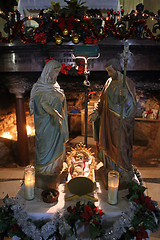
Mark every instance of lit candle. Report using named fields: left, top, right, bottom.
left=24, top=165, right=35, bottom=200
left=108, top=170, right=119, bottom=205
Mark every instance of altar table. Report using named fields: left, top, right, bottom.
left=12, top=181, right=150, bottom=240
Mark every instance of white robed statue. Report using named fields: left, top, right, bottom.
left=29, top=59, right=69, bottom=189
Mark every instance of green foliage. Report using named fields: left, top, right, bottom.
left=65, top=201, right=104, bottom=239
left=127, top=180, right=146, bottom=201
left=61, top=0, right=88, bottom=19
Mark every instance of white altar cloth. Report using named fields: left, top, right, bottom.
left=12, top=181, right=149, bottom=240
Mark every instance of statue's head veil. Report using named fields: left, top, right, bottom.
left=29, top=59, right=61, bottom=115
left=38, top=60, right=61, bottom=84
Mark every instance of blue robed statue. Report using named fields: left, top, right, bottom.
left=29, top=59, right=69, bottom=189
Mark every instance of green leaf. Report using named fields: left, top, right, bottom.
left=3, top=194, right=9, bottom=203
left=128, top=194, right=139, bottom=202
left=89, top=224, right=100, bottom=239
left=131, top=215, right=142, bottom=227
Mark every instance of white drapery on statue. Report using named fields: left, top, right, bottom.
left=18, top=0, right=120, bottom=17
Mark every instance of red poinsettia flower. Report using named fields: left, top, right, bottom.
left=94, top=207, right=104, bottom=216
left=34, top=32, right=46, bottom=44
left=98, top=209, right=104, bottom=216
left=79, top=60, right=84, bottom=65
left=72, top=206, right=76, bottom=213
left=61, top=68, right=68, bottom=75
left=81, top=205, right=94, bottom=225
left=92, top=37, right=98, bottom=45
left=140, top=193, right=156, bottom=211
left=81, top=211, right=90, bottom=225
left=84, top=36, right=93, bottom=44
left=45, top=57, right=54, bottom=64
left=133, top=199, right=141, bottom=204
left=136, top=226, right=149, bottom=240
left=93, top=219, right=98, bottom=225
left=66, top=64, right=72, bottom=70
left=78, top=65, right=84, bottom=74
left=61, top=63, right=65, bottom=68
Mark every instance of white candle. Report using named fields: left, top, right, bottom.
left=24, top=165, right=35, bottom=200
left=108, top=170, right=119, bottom=205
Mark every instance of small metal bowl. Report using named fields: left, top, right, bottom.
left=41, top=189, right=59, bottom=203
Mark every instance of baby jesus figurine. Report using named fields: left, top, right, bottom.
left=66, top=143, right=96, bottom=197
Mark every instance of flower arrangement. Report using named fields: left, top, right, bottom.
left=60, top=60, right=85, bottom=76
left=45, top=57, right=85, bottom=76
left=1, top=0, right=160, bottom=45
left=65, top=201, right=104, bottom=239
left=0, top=179, right=159, bottom=240
left=120, top=180, right=160, bottom=240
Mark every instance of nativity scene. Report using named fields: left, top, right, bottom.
left=0, top=0, right=160, bottom=239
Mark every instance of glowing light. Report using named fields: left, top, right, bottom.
left=106, top=17, right=109, bottom=21
left=26, top=125, right=35, bottom=136
left=1, top=132, right=12, bottom=139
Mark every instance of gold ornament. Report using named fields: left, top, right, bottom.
left=55, top=35, right=62, bottom=45
left=72, top=35, right=79, bottom=44
left=63, top=28, right=69, bottom=36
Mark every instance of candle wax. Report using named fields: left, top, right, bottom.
left=108, top=186, right=118, bottom=205
left=25, top=178, right=35, bottom=200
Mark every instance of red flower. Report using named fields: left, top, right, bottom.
left=94, top=207, right=104, bottom=216
left=78, top=65, right=84, bottom=74
left=98, top=209, right=104, bottom=216
left=72, top=206, right=76, bottom=213
left=133, top=199, right=141, bottom=204
left=66, top=64, right=72, bottom=70
left=61, top=69, right=69, bottom=75
left=140, top=193, right=156, bottom=211
left=93, top=219, right=98, bottom=225
left=67, top=16, right=75, bottom=32
left=136, top=226, right=149, bottom=240
left=94, top=207, right=98, bottom=211
left=45, top=57, right=54, bottom=64
left=84, top=36, right=93, bottom=44
left=81, top=206, right=94, bottom=225
left=61, top=63, right=65, bottom=68
left=58, top=17, right=65, bottom=31
left=34, top=32, right=46, bottom=44
left=81, top=211, right=90, bottom=225
left=84, top=36, right=98, bottom=45
left=92, top=37, right=98, bottom=45
left=146, top=202, right=156, bottom=211
left=80, top=60, right=85, bottom=66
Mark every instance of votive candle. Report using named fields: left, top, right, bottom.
left=108, top=170, right=119, bottom=205
left=24, top=165, right=35, bottom=200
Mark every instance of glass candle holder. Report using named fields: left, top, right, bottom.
left=24, top=165, right=35, bottom=200
left=108, top=170, right=119, bottom=205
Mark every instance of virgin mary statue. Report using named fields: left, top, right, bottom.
left=29, top=59, right=69, bottom=189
